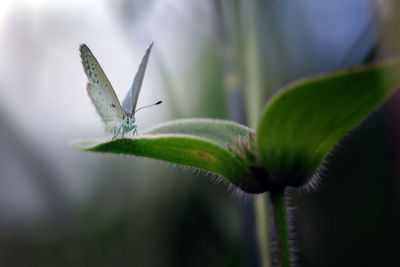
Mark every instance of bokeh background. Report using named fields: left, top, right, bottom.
left=0, top=0, right=399, bottom=266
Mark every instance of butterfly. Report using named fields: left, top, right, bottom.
left=80, top=42, right=161, bottom=138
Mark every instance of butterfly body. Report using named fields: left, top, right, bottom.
left=80, top=42, right=156, bottom=138
left=118, top=116, right=136, bottom=137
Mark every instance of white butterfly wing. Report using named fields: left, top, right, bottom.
left=122, top=42, right=153, bottom=116
left=80, top=44, right=124, bottom=133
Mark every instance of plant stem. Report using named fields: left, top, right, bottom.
left=241, top=1, right=272, bottom=266
left=213, top=1, right=269, bottom=266
left=255, top=195, right=270, bottom=267
left=269, top=189, right=291, bottom=267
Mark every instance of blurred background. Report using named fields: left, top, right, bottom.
left=0, top=0, right=399, bottom=266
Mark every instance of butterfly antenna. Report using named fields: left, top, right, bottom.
left=135, top=101, right=162, bottom=113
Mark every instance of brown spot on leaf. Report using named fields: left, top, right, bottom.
left=192, top=150, right=215, bottom=162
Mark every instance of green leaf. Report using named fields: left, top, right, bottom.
left=145, top=119, right=251, bottom=147
left=74, top=119, right=268, bottom=193
left=257, top=59, right=400, bottom=188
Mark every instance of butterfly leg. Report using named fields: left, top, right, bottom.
left=112, top=129, right=118, bottom=140
left=132, top=126, right=138, bottom=136
left=112, top=126, right=122, bottom=140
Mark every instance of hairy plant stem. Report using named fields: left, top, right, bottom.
left=269, top=189, right=291, bottom=267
